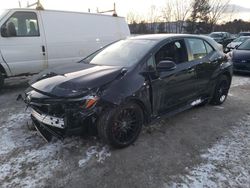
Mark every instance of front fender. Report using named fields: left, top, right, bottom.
left=100, top=70, right=152, bottom=118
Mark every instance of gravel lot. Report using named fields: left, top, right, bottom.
left=0, top=74, right=250, bottom=188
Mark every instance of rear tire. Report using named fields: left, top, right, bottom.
left=210, top=75, right=230, bottom=105
left=97, top=102, right=143, bottom=148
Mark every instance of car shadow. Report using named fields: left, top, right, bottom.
left=233, top=72, right=250, bottom=77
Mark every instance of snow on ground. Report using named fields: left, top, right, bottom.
left=165, top=115, right=250, bottom=188
left=231, top=76, right=250, bottom=87
left=213, top=106, right=224, bottom=110
left=78, top=145, right=111, bottom=167
left=0, top=110, right=111, bottom=188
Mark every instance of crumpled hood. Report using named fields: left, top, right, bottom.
left=30, top=63, right=124, bottom=98
left=233, top=50, right=250, bottom=61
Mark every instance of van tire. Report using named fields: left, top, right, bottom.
left=97, top=102, right=143, bottom=148
left=0, top=72, right=4, bottom=91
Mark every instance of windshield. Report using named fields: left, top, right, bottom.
left=237, top=39, right=250, bottom=50
left=83, top=39, right=157, bottom=67
left=0, top=9, right=8, bottom=21
left=209, top=33, right=223, bottom=38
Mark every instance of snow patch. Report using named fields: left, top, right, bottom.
left=231, top=76, right=250, bottom=87
left=0, top=110, right=111, bottom=187
left=166, top=115, right=250, bottom=187
left=78, top=145, right=111, bottom=167
left=0, top=142, right=62, bottom=188
left=214, top=106, right=224, bottom=110
left=191, top=99, right=202, bottom=106
left=0, top=111, right=32, bottom=155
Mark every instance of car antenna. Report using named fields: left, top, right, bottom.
left=26, top=0, right=44, bottom=10
left=97, top=3, right=117, bottom=17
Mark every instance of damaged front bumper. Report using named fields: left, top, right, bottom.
left=25, top=89, right=102, bottom=142
left=31, top=109, right=65, bottom=129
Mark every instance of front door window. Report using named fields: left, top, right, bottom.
left=3, top=12, right=39, bottom=37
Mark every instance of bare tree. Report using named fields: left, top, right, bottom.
left=161, top=0, right=191, bottom=33
left=126, top=11, right=141, bottom=24
left=208, top=0, right=231, bottom=31
left=161, top=0, right=173, bottom=33
left=147, top=5, right=160, bottom=33
left=172, top=0, right=191, bottom=33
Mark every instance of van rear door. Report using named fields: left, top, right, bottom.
left=0, top=10, right=47, bottom=76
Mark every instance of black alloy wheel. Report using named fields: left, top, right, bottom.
left=210, top=75, right=230, bottom=105
left=97, top=102, right=143, bottom=148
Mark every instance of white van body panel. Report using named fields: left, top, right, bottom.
left=39, top=10, right=129, bottom=68
left=0, top=9, right=130, bottom=77
left=0, top=10, right=46, bottom=76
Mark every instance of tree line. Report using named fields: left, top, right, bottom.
left=127, top=0, right=250, bottom=34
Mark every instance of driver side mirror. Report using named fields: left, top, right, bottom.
left=1, top=25, right=8, bottom=37
left=157, top=60, right=176, bottom=72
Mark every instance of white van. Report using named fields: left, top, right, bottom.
left=0, top=8, right=130, bottom=88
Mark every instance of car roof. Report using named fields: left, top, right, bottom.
left=128, top=34, right=222, bottom=52
left=129, top=34, right=210, bottom=41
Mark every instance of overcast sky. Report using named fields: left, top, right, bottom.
left=1, top=0, right=250, bottom=21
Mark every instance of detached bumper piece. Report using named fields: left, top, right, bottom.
left=31, top=115, right=64, bottom=142
left=31, top=109, right=64, bottom=129
left=31, top=108, right=65, bottom=142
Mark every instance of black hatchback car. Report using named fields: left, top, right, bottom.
left=24, top=34, right=233, bottom=148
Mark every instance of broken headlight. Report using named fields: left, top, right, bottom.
left=80, top=96, right=99, bottom=109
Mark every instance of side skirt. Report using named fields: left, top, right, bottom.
left=147, top=97, right=209, bottom=126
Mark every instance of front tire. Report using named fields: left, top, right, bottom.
left=97, top=102, right=143, bottom=148
left=210, top=75, right=230, bottom=105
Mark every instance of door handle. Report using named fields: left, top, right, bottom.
left=41, top=45, right=46, bottom=56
